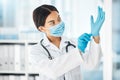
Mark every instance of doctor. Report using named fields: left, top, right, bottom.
left=30, top=4, right=105, bottom=80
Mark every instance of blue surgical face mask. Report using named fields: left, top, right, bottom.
left=49, top=21, right=65, bottom=37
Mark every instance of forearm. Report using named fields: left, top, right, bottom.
left=81, top=38, right=102, bottom=70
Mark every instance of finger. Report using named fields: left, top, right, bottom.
left=78, top=40, right=87, bottom=45
left=91, top=15, right=94, bottom=26
left=100, top=7, right=105, bottom=21
left=80, top=35, right=91, bottom=42
left=96, top=6, right=101, bottom=23
left=97, top=6, right=101, bottom=19
left=97, top=7, right=105, bottom=24
left=89, top=33, right=92, bottom=37
left=78, top=37, right=88, bottom=42
left=79, top=33, right=91, bottom=39
left=99, top=11, right=105, bottom=24
left=84, top=37, right=91, bottom=42
left=101, top=11, right=105, bottom=21
left=84, top=33, right=92, bottom=39
left=103, top=12, right=105, bottom=21
left=100, top=8, right=104, bottom=19
left=84, top=34, right=91, bottom=40
left=85, top=33, right=92, bottom=38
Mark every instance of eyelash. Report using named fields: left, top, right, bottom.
left=50, top=22, right=55, bottom=25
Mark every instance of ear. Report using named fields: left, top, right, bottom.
left=38, top=26, right=46, bottom=32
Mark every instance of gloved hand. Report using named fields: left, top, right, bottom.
left=91, top=6, right=105, bottom=36
left=78, top=33, right=92, bottom=53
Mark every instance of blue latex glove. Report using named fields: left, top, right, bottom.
left=91, top=6, right=105, bottom=36
left=78, top=33, right=92, bottom=53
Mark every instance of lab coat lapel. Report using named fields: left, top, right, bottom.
left=42, top=35, right=61, bottom=54
left=42, top=35, right=67, bottom=50
left=59, top=36, right=69, bottom=50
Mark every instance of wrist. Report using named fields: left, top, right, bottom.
left=93, top=36, right=100, bottom=44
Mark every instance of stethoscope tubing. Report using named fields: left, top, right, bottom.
left=40, top=39, right=76, bottom=60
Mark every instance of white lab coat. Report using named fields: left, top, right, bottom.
left=29, top=35, right=102, bottom=80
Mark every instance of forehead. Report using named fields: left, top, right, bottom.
left=45, top=11, right=59, bottom=22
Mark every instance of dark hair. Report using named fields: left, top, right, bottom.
left=33, top=4, right=59, bottom=29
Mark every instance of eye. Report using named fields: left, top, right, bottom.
left=49, top=21, right=55, bottom=26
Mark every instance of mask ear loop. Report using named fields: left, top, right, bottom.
left=65, top=41, right=76, bottom=53
left=40, top=39, right=53, bottom=60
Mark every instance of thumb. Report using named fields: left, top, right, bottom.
left=87, top=33, right=92, bottom=40
left=90, top=15, right=94, bottom=27
left=89, top=33, right=92, bottom=36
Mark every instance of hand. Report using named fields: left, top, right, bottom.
left=91, top=6, right=105, bottom=36
left=78, top=33, right=92, bottom=53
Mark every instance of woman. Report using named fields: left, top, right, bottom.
left=30, top=4, right=105, bottom=80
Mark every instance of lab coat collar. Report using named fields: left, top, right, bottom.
left=59, top=36, right=70, bottom=49
left=42, top=34, right=70, bottom=49
left=42, top=34, right=51, bottom=47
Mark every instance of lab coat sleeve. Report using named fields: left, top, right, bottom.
left=29, top=45, right=84, bottom=79
left=80, top=38, right=103, bottom=70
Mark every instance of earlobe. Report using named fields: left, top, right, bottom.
left=38, top=26, right=45, bottom=32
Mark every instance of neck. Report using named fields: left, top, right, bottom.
left=47, top=36, right=61, bottom=48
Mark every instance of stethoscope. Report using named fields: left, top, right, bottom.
left=40, top=39, right=76, bottom=60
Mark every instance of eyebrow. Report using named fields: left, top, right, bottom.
left=48, top=20, right=54, bottom=23
left=47, top=15, right=60, bottom=23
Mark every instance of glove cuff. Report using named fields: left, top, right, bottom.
left=92, top=33, right=100, bottom=37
